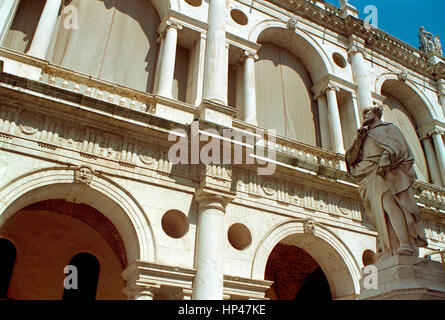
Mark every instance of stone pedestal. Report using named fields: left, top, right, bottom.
left=359, top=256, right=445, bottom=300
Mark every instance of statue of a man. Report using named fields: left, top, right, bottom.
left=419, top=26, right=435, bottom=53
left=346, top=105, right=428, bottom=260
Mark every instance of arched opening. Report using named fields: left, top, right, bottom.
left=252, top=27, right=330, bottom=146
left=252, top=221, right=360, bottom=300
left=4, top=0, right=161, bottom=93
left=255, top=43, right=320, bottom=145
left=63, top=252, right=100, bottom=301
left=265, top=243, right=332, bottom=300
left=0, top=199, right=127, bottom=299
left=0, top=238, right=16, bottom=299
left=381, top=80, right=433, bottom=183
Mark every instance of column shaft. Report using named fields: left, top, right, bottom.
left=316, top=94, right=331, bottom=150
left=349, top=49, right=373, bottom=111
left=155, top=23, right=180, bottom=99
left=192, top=195, right=227, bottom=300
left=27, top=0, right=63, bottom=59
left=202, top=0, right=227, bottom=105
left=0, top=0, right=20, bottom=45
left=186, top=35, right=206, bottom=106
left=243, top=53, right=257, bottom=125
left=431, top=132, right=445, bottom=184
left=422, top=138, right=443, bottom=186
left=325, top=87, right=345, bottom=155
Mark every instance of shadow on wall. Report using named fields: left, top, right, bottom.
left=4, top=0, right=161, bottom=93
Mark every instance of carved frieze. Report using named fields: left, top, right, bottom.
left=235, top=170, right=366, bottom=221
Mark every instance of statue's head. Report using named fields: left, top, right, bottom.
left=420, top=26, right=425, bottom=31
left=362, top=105, right=383, bottom=126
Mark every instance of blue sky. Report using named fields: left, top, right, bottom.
left=324, top=0, right=445, bottom=49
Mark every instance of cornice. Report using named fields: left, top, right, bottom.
left=260, top=1, right=444, bottom=80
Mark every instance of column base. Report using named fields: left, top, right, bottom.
left=358, top=255, right=445, bottom=300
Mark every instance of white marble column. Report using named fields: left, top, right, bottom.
left=349, top=43, right=373, bottom=111
left=202, top=0, right=227, bottom=105
left=431, top=130, right=445, bottom=185
left=27, top=0, right=63, bottom=59
left=0, top=0, right=20, bottom=45
left=186, top=35, right=206, bottom=106
left=325, top=85, right=345, bottom=155
left=421, top=137, right=443, bottom=186
left=243, top=51, right=258, bottom=125
left=192, top=190, right=228, bottom=300
left=351, top=94, right=362, bottom=129
left=155, top=21, right=182, bottom=99
left=316, top=94, right=331, bottom=150
left=438, top=82, right=445, bottom=117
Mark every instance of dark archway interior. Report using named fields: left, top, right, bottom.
left=265, top=243, right=332, bottom=300
left=0, top=239, right=16, bottom=299
left=63, top=252, right=100, bottom=301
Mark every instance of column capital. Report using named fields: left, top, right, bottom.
left=244, top=50, right=259, bottom=61
left=165, top=20, right=183, bottom=31
left=348, top=44, right=365, bottom=56
left=158, top=20, right=182, bottom=40
left=195, top=187, right=233, bottom=213
left=347, top=36, right=366, bottom=56
left=324, top=82, right=340, bottom=93
left=418, top=120, right=445, bottom=139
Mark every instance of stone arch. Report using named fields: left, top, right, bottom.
left=376, top=75, right=437, bottom=125
left=251, top=219, right=361, bottom=299
left=249, top=19, right=333, bottom=81
left=0, top=166, right=156, bottom=265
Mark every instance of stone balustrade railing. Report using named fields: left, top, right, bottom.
left=232, top=119, right=344, bottom=171
left=413, top=180, right=445, bottom=212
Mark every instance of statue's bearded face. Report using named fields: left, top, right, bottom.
left=362, top=109, right=376, bottom=126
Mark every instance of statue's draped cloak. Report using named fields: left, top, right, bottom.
left=346, top=121, right=427, bottom=256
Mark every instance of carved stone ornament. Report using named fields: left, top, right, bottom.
left=287, top=18, right=298, bottom=32
left=303, top=219, right=315, bottom=235
left=398, top=70, right=408, bottom=82
left=139, top=148, right=156, bottom=166
left=19, top=113, right=41, bottom=135
left=74, top=166, right=94, bottom=185
left=262, top=180, right=276, bottom=196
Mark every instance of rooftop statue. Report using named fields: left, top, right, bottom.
left=346, top=105, right=428, bottom=260
left=419, top=26, right=442, bottom=57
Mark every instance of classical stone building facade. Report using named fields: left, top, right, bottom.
left=0, top=0, right=444, bottom=300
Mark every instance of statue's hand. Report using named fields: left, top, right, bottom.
left=377, top=153, right=391, bottom=176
